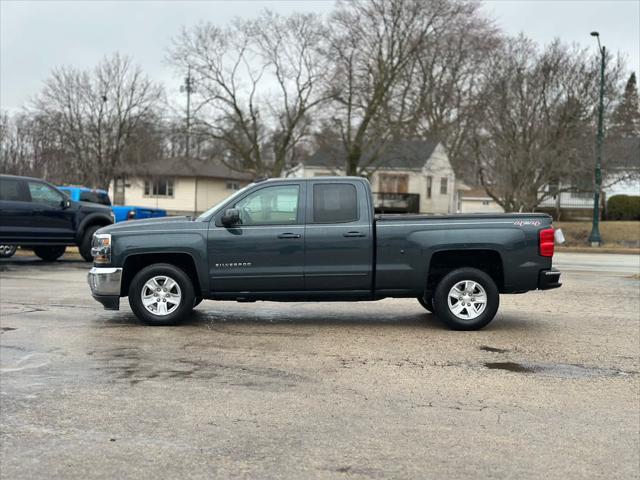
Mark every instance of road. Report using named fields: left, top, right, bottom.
left=1, top=252, right=638, bottom=479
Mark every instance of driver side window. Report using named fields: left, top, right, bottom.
left=28, top=182, right=64, bottom=206
left=234, top=185, right=299, bottom=225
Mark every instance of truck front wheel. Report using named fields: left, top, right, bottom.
left=433, top=267, right=499, bottom=331
left=34, top=246, right=66, bottom=262
left=79, top=225, right=101, bottom=262
left=128, top=263, right=195, bottom=326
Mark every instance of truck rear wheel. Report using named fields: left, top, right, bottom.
left=433, top=267, right=499, bottom=330
left=0, top=245, right=17, bottom=258
left=128, top=263, right=195, bottom=326
left=34, top=246, right=66, bottom=262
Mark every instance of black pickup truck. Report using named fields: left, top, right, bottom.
left=88, top=177, right=560, bottom=330
left=0, top=174, right=114, bottom=261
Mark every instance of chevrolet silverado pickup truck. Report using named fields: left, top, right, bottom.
left=87, top=177, right=561, bottom=330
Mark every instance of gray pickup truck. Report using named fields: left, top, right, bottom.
left=88, top=177, right=560, bottom=330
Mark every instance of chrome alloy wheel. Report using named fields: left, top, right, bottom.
left=447, top=280, right=487, bottom=320
left=141, top=275, right=182, bottom=316
left=0, top=245, right=16, bottom=257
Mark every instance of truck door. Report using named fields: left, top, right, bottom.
left=0, top=177, right=33, bottom=243
left=304, top=181, right=372, bottom=292
left=25, top=181, right=76, bottom=242
left=207, top=182, right=306, bottom=292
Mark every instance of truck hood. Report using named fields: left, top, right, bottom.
left=77, top=201, right=112, bottom=214
left=100, top=216, right=202, bottom=234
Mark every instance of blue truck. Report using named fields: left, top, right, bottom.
left=87, top=176, right=561, bottom=330
left=57, top=186, right=167, bottom=223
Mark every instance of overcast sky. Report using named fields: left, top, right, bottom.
left=1, top=0, right=638, bottom=112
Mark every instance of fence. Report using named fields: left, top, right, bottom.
left=372, top=192, right=420, bottom=214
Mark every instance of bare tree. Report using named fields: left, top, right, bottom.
left=321, top=0, right=472, bottom=175
left=32, top=54, right=163, bottom=188
left=474, top=36, right=625, bottom=212
left=396, top=1, right=499, bottom=182
left=170, top=10, right=328, bottom=177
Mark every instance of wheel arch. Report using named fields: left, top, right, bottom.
left=120, top=252, right=202, bottom=297
left=76, top=214, right=113, bottom=243
left=426, top=249, right=504, bottom=295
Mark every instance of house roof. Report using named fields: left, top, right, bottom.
left=124, top=157, right=253, bottom=181
left=461, top=188, right=493, bottom=199
left=306, top=139, right=440, bottom=170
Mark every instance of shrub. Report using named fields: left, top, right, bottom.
left=607, top=195, right=640, bottom=220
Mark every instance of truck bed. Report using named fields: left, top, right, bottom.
left=375, top=212, right=552, bottom=222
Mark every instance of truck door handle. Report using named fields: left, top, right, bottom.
left=277, top=233, right=301, bottom=239
left=343, top=231, right=366, bottom=238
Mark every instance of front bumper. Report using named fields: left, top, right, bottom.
left=538, top=268, right=562, bottom=290
left=88, top=267, right=122, bottom=310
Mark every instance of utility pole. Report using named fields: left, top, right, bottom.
left=180, top=66, right=197, bottom=215
left=180, top=66, right=195, bottom=159
left=588, top=32, right=605, bottom=246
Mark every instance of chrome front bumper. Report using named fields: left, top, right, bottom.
left=88, top=267, right=122, bottom=310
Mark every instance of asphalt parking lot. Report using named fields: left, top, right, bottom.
left=1, top=252, right=639, bottom=479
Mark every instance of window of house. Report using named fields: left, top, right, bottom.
left=571, top=191, right=592, bottom=199
left=113, top=177, right=125, bottom=205
left=378, top=174, right=409, bottom=193
left=234, top=185, right=299, bottom=225
left=426, top=176, right=432, bottom=199
left=440, top=177, right=448, bottom=195
left=482, top=200, right=490, bottom=206
left=144, top=178, right=174, bottom=197
left=226, top=181, right=240, bottom=191
left=27, top=182, right=64, bottom=205
left=313, top=183, right=358, bottom=223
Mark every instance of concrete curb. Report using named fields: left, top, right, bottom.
left=556, top=246, right=640, bottom=255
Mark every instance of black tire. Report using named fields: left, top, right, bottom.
left=0, top=245, right=17, bottom=258
left=79, top=225, right=102, bottom=262
left=433, top=267, right=499, bottom=331
left=193, top=296, right=203, bottom=308
left=417, top=295, right=434, bottom=313
left=128, top=263, right=195, bottom=326
left=34, top=246, right=66, bottom=262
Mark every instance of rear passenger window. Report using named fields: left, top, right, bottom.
left=313, top=184, right=358, bottom=223
left=0, top=179, right=24, bottom=201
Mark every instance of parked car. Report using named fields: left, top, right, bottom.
left=87, top=177, right=561, bottom=330
left=57, top=186, right=167, bottom=222
left=0, top=174, right=114, bottom=261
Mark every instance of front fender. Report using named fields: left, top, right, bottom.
left=114, top=232, right=209, bottom=293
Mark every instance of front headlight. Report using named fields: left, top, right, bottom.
left=91, top=233, right=111, bottom=264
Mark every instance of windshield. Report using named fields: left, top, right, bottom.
left=196, top=183, right=255, bottom=221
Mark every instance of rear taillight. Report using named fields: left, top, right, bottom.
left=539, top=228, right=555, bottom=257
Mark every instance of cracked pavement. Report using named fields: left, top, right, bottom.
left=1, top=254, right=639, bottom=479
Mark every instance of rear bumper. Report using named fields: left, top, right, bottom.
left=538, top=268, right=562, bottom=290
left=87, top=267, right=122, bottom=310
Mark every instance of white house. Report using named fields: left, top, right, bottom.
left=110, top=157, right=253, bottom=216
left=458, top=188, right=505, bottom=213
left=288, top=140, right=458, bottom=214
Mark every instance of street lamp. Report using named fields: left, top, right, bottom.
left=588, top=31, right=605, bottom=246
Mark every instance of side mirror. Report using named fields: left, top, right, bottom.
left=61, top=199, right=71, bottom=209
left=221, top=208, right=240, bottom=226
